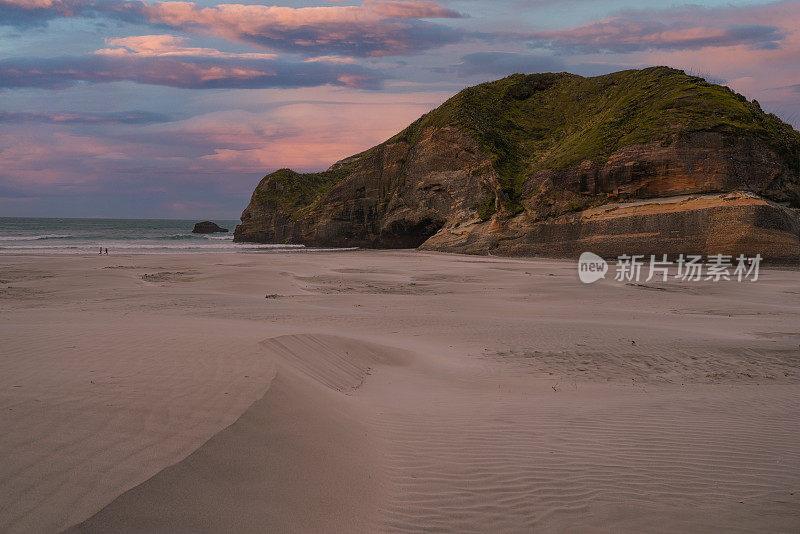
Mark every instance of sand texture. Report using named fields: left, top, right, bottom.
left=1, top=251, right=799, bottom=533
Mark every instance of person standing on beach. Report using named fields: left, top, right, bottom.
left=99, top=247, right=103, bottom=255
left=104, top=248, right=108, bottom=255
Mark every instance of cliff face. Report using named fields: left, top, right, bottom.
left=235, top=67, right=800, bottom=260
left=237, top=125, right=491, bottom=248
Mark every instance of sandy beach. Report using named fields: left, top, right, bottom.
left=1, top=250, right=799, bottom=533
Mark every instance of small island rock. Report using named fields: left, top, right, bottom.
left=192, top=221, right=229, bottom=234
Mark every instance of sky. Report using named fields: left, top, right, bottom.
left=1, top=0, right=799, bottom=219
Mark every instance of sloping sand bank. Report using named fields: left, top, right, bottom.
left=1, top=251, right=799, bottom=532
left=69, top=335, right=403, bottom=533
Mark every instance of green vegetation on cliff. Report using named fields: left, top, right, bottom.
left=399, top=66, right=800, bottom=209
left=252, top=67, right=800, bottom=216
left=252, top=161, right=358, bottom=220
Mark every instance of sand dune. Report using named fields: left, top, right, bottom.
left=68, top=334, right=397, bottom=533
left=1, top=251, right=799, bottom=532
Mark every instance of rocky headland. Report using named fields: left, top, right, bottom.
left=234, top=67, right=800, bottom=260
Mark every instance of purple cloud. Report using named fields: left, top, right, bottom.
left=524, top=0, right=796, bottom=55
left=0, top=110, right=171, bottom=125
left=0, top=54, right=386, bottom=90
left=0, top=0, right=466, bottom=57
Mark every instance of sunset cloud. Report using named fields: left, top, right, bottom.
left=0, top=91, right=442, bottom=216
left=0, top=0, right=466, bottom=56
left=527, top=2, right=797, bottom=54
left=95, top=35, right=278, bottom=59
left=0, top=0, right=81, bottom=27
left=0, top=54, right=385, bottom=90
left=530, top=22, right=784, bottom=54
left=0, top=110, right=171, bottom=125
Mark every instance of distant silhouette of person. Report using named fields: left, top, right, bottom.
left=104, top=248, right=108, bottom=255
left=99, top=247, right=103, bottom=255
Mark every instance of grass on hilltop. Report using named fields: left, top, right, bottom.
left=254, top=67, right=800, bottom=217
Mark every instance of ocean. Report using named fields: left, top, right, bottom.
left=0, top=217, right=342, bottom=254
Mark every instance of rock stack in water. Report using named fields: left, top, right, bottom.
left=192, top=221, right=228, bottom=234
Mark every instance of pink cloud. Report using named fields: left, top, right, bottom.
left=169, top=98, right=439, bottom=172
left=135, top=0, right=464, bottom=56
left=528, top=1, right=798, bottom=53
left=363, top=0, right=462, bottom=19
left=4, top=0, right=60, bottom=6
left=137, top=0, right=461, bottom=28
left=0, top=53, right=385, bottom=90
left=96, top=35, right=278, bottom=59
left=0, top=129, right=144, bottom=189
left=0, top=89, right=449, bottom=218
left=1, top=0, right=465, bottom=56
left=304, top=55, right=356, bottom=64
